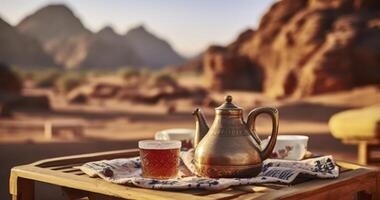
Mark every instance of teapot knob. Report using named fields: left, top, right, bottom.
left=225, top=95, right=232, bottom=103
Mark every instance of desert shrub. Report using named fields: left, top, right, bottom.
left=56, top=74, right=83, bottom=93
left=119, top=68, right=141, bottom=81
left=22, top=71, right=35, bottom=81
left=154, top=73, right=177, bottom=87
left=11, top=68, right=34, bottom=81
left=88, top=69, right=107, bottom=78
left=34, top=70, right=61, bottom=88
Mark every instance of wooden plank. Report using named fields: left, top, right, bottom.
left=48, top=163, right=84, bottom=170
left=11, top=165, right=215, bottom=200
left=61, top=168, right=81, bottom=173
left=33, top=149, right=139, bottom=167
left=255, top=168, right=377, bottom=200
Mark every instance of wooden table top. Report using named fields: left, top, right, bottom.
left=9, top=149, right=380, bottom=200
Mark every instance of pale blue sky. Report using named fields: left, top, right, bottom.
left=0, top=0, right=275, bottom=57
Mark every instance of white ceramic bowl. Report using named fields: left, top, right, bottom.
left=261, top=135, right=309, bottom=160
left=154, top=128, right=194, bottom=150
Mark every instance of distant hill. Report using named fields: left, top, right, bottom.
left=16, top=4, right=185, bottom=69
left=17, top=4, right=92, bottom=69
left=125, top=25, right=185, bottom=68
left=0, top=17, right=55, bottom=67
left=78, top=26, right=142, bottom=69
left=17, top=4, right=90, bottom=48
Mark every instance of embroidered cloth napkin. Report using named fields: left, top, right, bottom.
left=78, top=149, right=339, bottom=190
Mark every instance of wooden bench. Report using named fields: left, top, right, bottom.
left=44, top=121, right=84, bottom=139
left=343, top=139, right=380, bottom=165
left=0, top=120, right=84, bottom=139
left=329, top=106, right=380, bottom=165
left=9, top=149, right=380, bottom=200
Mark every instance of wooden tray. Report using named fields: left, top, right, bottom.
left=10, top=149, right=380, bottom=200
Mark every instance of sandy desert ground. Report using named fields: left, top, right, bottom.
left=0, top=85, right=379, bottom=199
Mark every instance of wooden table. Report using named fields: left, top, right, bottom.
left=9, top=149, right=380, bottom=200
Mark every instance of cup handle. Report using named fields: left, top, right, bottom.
left=247, top=107, right=279, bottom=160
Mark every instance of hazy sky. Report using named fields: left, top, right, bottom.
left=0, top=0, right=275, bottom=57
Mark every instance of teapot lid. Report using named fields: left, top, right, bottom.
left=216, top=95, right=242, bottom=111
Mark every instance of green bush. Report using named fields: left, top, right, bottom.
left=34, top=70, right=61, bottom=88
left=155, top=73, right=177, bottom=87
left=56, top=74, right=83, bottom=93
left=22, top=71, right=35, bottom=81
left=119, top=68, right=141, bottom=81
left=12, top=69, right=34, bottom=81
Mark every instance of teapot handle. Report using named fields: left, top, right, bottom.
left=247, top=107, right=279, bottom=160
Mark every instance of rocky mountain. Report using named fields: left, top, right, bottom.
left=125, top=25, right=185, bottom=68
left=0, top=17, right=55, bottom=67
left=78, top=26, right=141, bottom=69
left=16, top=4, right=91, bottom=68
left=204, top=0, right=380, bottom=98
left=17, top=4, right=90, bottom=50
left=203, top=29, right=262, bottom=91
left=16, top=4, right=185, bottom=69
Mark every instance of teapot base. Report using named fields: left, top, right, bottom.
left=195, top=163, right=262, bottom=178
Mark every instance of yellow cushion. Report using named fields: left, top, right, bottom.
left=329, top=106, right=380, bottom=140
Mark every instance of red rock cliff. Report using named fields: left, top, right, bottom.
left=205, top=0, right=380, bottom=98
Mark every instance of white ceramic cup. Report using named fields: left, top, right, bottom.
left=261, top=135, right=309, bottom=160
left=154, top=128, right=194, bottom=150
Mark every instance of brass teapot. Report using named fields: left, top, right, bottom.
left=193, top=95, right=279, bottom=178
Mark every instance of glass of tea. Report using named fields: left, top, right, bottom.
left=139, top=140, right=181, bottom=179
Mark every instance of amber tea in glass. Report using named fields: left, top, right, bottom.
left=139, top=140, right=181, bottom=179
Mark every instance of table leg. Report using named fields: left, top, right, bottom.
left=11, top=178, right=34, bottom=200
left=358, top=142, right=369, bottom=165
left=44, top=122, right=53, bottom=139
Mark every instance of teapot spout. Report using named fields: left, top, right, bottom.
left=192, top=108, right=209, bottom=148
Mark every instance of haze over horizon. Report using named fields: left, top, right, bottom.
left=0, top=0, right=275, bottom=57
